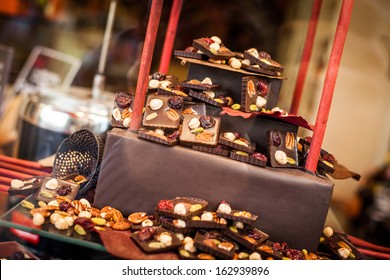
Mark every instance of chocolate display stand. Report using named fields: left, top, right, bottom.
left=95, top=0, right=355, bottom=254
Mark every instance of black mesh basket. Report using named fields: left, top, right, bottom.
left=51, top=129, right=105, bottom=197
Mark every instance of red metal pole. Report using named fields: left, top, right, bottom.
left=130, top=0, right=164, bottom=130
left=158, top=0, right=183, bottom=74
left=305, top=0, right=354, bottom=173
left=290, top=0, right=322, bottom=115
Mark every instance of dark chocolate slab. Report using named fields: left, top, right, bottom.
left=8, top=176, right=45, bottom=197
left=192, top=38, right=235, bottom=60
left=223, top=224, right=269, bottom=251
left=131, top=226, right=181, bottom=254
left=179, top=80, right=222, bottom=92
left=241, top=76, right=271, bottom=113
left=255, top=240, right=283, bottom=260
left=216, top=209, right=258, bottom=225
left=229, top=151, right=267, bottom=167
left=192, top=145, right=230, bottom=157
left=187, top=212, right=227, bottom=229
left=268, top=130, right=298, bottom=168
left=244, top=51, right=285, bottom=73
left=240, top=63, right=278, bottom=76
left=188, top=89, right=225, bottom=108
left=155, top=197, right=208, bottom=220
left=158, top=216, right=194, bottom=234
left=174, top=50, right=208, bottom=61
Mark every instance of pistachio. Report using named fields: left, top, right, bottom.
left=249, top=104, right=258, bottom=112
left=91, top=217, right=107, bottom=226
left=148, top=242, right=165, bottom=249
left=233, top=139, right=249, bottom=147
left=213, top=98, right=224, bottom=104
left=38, top=201, right=47, bottom=208
left=145, top=112, right=158, bottom=121
left=286, top=157, right=296, bottom=165
left=74, top=224, right=87, bottom=235
left=229, top=225, right=238, bottom=233
left=191, top=216, right=200, bottom=221
left=21, top=200, right=35, bottom=210
left=40, top=191, right=54, bottom=198
left=189, top=204, right=202, bottom=212
left=191, top=127, right=204, bottom=134
left=235, top=151, right=249, bottom=156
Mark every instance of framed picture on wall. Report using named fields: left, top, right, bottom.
left=13, top=46, right=81, bottom=96
left=0, top=44, right=14, bottom=117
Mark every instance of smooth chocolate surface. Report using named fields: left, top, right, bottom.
left=94, top=129, right=334, bottom=251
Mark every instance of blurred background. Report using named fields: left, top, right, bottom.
left=0, top=0, right=389, bottom=246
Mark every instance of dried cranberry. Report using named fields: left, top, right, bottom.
left=284, top=249, right=304, bottom=260
left=304, top=136, right=312, bottom=143
left=74, top=217, right=95, bottom=232
left=115, top=92, right=132, bottom=108
left=233, top=132, right=241, bottom=139
left=59, top=201, right=73, bottom=212
left=322, top=153, right=335, bottom=164
left=272, top=132, right=282, bottom=147
left=57, top=185, right=72, bottom=196
left=199, top=116, right=215, bottom=129
left=167, top=130, right=180, bottom=141
left=137, top=226, right=156, bottom=242
left=151, top=72, right=166, bottom=81
left=246, top=229, right=261, bottom=240
left=257, top=80, right=269, bottom=97
left=259, top=51, right=271, bottom=61
left=168, top=96, right=183, bottom=109
left=252, top=153, right=267, bottom=161
left=157, top=199, right=174, bottom=211
left=201, top=37, right=214, bottom=45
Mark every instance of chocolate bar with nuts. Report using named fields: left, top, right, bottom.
left=111, top=92, right=134, bottom=129
left=241, top=76, right=271, bottom=112
left=142, top=94, right=184, bottom=129
left=267, top=130, right=298, bottom=168
left=179, top=115, right=221, bottom=147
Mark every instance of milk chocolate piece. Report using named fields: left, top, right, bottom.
left=111, top=92, right=134, bottom=128
left=142, top=94, right=183, bottom=129
left=179, top=115, right=221, bottom=147
left=182, top=102, right=206, bottom=118
left=268, top=130, right=298, bottom=168
left=192, top=38, right=235, bottom=60
left=35, top=177, right=79, bottom=203
left=241, top=76, right=271, bottom=113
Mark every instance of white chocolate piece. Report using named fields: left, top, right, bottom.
left=249, top=252, right=262, bottom=260
left=149, top=98, right=164, bottom=110
left=11, top=179, right=24, bottom=189
left=275, top=150, right=287, bottom=165
left=50, top=213, right=62, bottom=225
left=200, top=212, right=213, bottom=221
left=54, top=218, right=69, bottom=230
left=201, top=77, right=212, bottom=85
left=256, top=96, right=267, bottom=108
left=174, top=203, right=187, bottom=215
left=148, top=79, right=160, bottom=89
left=211, top=36, right=222, bottom=45
left=64, top=216, right=74, bottom=227
left=45, top=178, right=59, bottom=190
left=188, top=117, right=200, bottom=129
left=33, top=213, right=45, bottom=226
left=78, top=211, right=92, bottom=219
left=217, top=203, right=232, bottom=214
left=224, top=132, right=236, bottom=142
